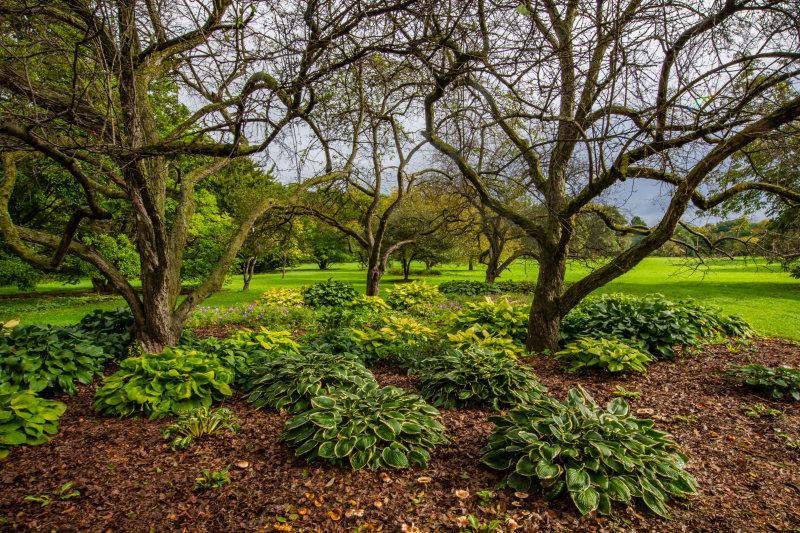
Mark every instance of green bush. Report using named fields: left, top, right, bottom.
left=415, top=347, right=546, bottom=409
left=303, top=279, right=359, bottom=308
left=560, top=293, right=755, bottom=359
left=448, top=296, right=529, bottom=344
left=280, top=383, right=448, bottom=470
left=92, top=347, right=234, bottom=419
left=73, top=307, right=133, bottom=360
left=348, top=294, right=391, bottom=312
left=723, top=364, right=800, bottom=401
left=494, top=280, right=537, bottom=294
left=437, top=280, right=502, bottom=296
left=255, top=287, right=304, bottom=307
left=556, top=338, right=653, bottom=374
left=246, top=352, right=376, bottom=413
left=161, top=406, right=241, bottom=450
left=384, top=281, right=444, bottom=315
left=480, top=387, right=698, bottom=517
left=351, top=316, right=440, bottom=367
left=0, top=324, right=107, bottom=396
left=0, top=383, right=66, bottom=458
left=307, top=329, right=366, bottom=359
left=445, top=325, right=520, bottom=361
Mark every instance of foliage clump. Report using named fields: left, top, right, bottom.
left=73, top=307, right=133, bottom=360
left=246, top=352, right=376, bottom=413
left=92, top=347, right=233, bottom=419
left=0, top=383, right=66, bottom=458
left=161, top=406, right=241, bottom=450
left=384, top=281, right=444, bottom=315
left=280, top=383, right=448, bottom=470
left=255, top=287, right=304, bottom=307
left=303, top=279, right=359, bottom=308
left=724, top=364, right=800, bottom=401
left=560, top=293, right=755, bottom=359
left=448, top=296, right=529, bottom=344
left=556, top=338, right=653, bottom=374
left=437, top=280, right=502, bottom=296
left=480, top=387, right=698, bottom=517
left=351, top=316, right=439, bottom=367
left=0, top=324, right=107, bottom=396
left=416, top=347, right=546, bottom=409
left=348, top=294, right=391, bottom=312
left=445, top=325, right=519, bottom=361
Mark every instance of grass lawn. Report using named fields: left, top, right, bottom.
left=1, top=257, right=798, bottom=339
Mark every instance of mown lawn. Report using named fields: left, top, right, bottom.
left=1, top=257, right=798, bottom=339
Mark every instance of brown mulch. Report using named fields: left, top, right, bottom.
left=1, top=339, right=799, bottom=532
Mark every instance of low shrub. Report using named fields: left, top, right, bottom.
left=494, top=280, right=537, bottom=294
left=246, top=352, right=376, bottom=413
left=556, top=338, right=653, bottom=374
left=445, top=325, right=519, bottom=361
left=303, top=279, right=359, bottom=308
left=560, top=293, right=755, bottom=359
left=480, top=387, right=698, bottom=517
left=348, top=294, right=391, bottom=313
left=351, top=316, right=439, bottom=367
left=92, top=347, right=234, bottom=419
left=384, top=281, right=443, bottom=315
left=723, top=364, right=800, bottom=401
left=0, top=383, right=66, bottom=458
left=74, top=307, right=133, bottom=360
left=448, top=296, right=529, bottom=344
left=161, top=406, right=241, bottom=450
left=0, top=324, right=107, bottom=396
left=280, top=383, right=448, bottom=470
left=437, top=280, right=502, bottom=296
left=255, top=287, right=304, bottom=307
left=306, top=329, right=366, bottom=358
left=415, top=347, right=546, bottom=409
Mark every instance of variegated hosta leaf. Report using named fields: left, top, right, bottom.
left=479, top=386, right=697, bottom=518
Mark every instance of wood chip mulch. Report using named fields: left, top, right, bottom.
left=1, top=338, right=799, bottom=532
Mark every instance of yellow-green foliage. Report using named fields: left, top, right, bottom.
left=446, top=325, right=519, bottom=361
left=255, top=287, right=304, bottom=307
left=227, top=327, right=301, bottom=355
left=349, top=294, right=391, bottom=312
left=448, top=296, right=529, bottom=344
left=384, top=281, right=443, bottom=316
left=352, top=316, right=439, bottom=366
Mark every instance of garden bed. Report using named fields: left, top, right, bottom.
left=1, top=338, right=799, bottom=532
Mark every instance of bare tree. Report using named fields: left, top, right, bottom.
left=0, top=0, right=416, bottom=351
left=418, top=0, right=800, bottom=351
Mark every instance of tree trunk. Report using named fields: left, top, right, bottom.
left=468, top=257, right=474, bottom=271
left=91, top=277, right=114, bottom=294
left=366, top=253, right=385, bottom=296
left=282, top=252, right=287, bottom=279
left=318, top=259, right=329, bottom=270
left=242, top=256, right=256, bottom=291
left=526, top=247, right=567, bottom=353
left=485, top=256, right=499, bottom=283
left=132, top=291, right=183, bottom=354
left=401, top=257, right=411, bottom=281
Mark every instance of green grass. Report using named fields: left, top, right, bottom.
left=1, top=257, right=798, bottom=339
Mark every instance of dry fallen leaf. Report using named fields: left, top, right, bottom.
left=328, top=508, right=342, bottom=521
left=416, top=476, right=432, bottom=484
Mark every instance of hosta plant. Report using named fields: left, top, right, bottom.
left=437, top=280, right=502, bottom=296
left=445, top=325, right=519, bottom=361
left=0, top=383, right=66, bottom=458
left=92, top=347, right=234, bottom=419
left=384, top=281, right=444, bottom=315
left=246, top=352, right=376, bottom=413
left=448, top=296, right=529, bottom=344
left=480, top=387, right=698, bottom=517
left=351, top=316, right=439, bottom=367
left=349, top=294, right=391, bottom=312
left=723, top=364, right=800, bottom=401
left=303, top=279, right=359, bottom=308
left=280, top=383, right=448, bottom=470
left=556, top=338, right=653, bottom=374
left=0, top=324, right=107, bottom=396
left=177, top=335, right=258, bottom=385
left=161, top=406, right=241, bottom=450
left=73, top=307, right=133, bottom=360
left=255, top=287, right=304, bottom=307
left=415, top=347, right=546, bottom=409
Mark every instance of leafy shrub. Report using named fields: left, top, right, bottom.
left=480, top=387, right=698, bottom=517
left=556, top=338, right=653, bottom=374
left=315, top=307, right=362, bottom=330
left=161, top=406, right=241, bottom=450
left=384, top=281, right=444, bottom=315
left=303, top=279, right=359, bottom=308
left=185, top=301, right=314, bottom=330
left=445, top=325, right=520, bottom=361
left=560, top=293, right=754, bottom=359
left=351, top=316, right=439, bottom=367
left=306, top=329, right=366, bottom=358
left=246, top=352, right=376, bottom=413
left=227, top=327, right=301, bottom=355
left=0, top=383, right=66, bottom=458
left=92, top=347, right=234, bottom=419
left=348, top=294, right=391, bottom=313
left=415, top=347, right=546, bottom=409
left=0, top=324, right=107, bottom=396
left=438, top=280, right=502, bottom=296
left=495, top=280, right=537, bottom=294
left=280, top=383, right=448, bottom=470
left=448, top=296, right=529, bottom=344
left=255, top=287, right=304, bottom=307
left=73, top=307, right=133, bottom=360
left=723, top=364, right=800, bottom=401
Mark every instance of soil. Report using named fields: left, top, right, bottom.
left=1, top=338, right=799, bottom=532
